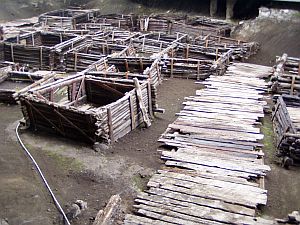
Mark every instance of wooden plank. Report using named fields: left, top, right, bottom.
left=93, top=194, right=121, bottom=225
left=135, top=194, right=263, bottom=225
left=145, top=187, right=255, bottom=216
left=161, top=151, right=270, bottom=176
left=133, top=78, right=151, bottom=127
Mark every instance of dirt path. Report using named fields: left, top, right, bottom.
left=0, top=78, right=199, bottom=225
left=261, top=115, right=300, bottom=218
left=0, top=105, right=58, bottom=225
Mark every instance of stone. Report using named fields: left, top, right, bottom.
left=93, top=142, right=110, bottom=152
left=0, top=219, right=9, bottom=225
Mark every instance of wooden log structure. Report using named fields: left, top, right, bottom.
left=124, top=62, right=276, bottom=225
left=0, top=69, right=57, bottom=104
left=272, top=94, right=300, bottom=161
left=64, top=40, right=135, bottom=72
left=269, top=54, right=300, bottom=96
left=19, top=74, right=153, bottom=144
left=1, top=31, right=86, bottom=70
left=95, top=14, right=137, bottom=31
left=39, top=9, right=100, bottom=29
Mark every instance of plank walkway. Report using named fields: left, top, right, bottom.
left=124, top=63, right=277, bottom=225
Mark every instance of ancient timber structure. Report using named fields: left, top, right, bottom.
left=2, top=7, right=300, bottom=225
left=270, top=54, right=300, bottom=166
left=0, top=9, right=261, bottom=145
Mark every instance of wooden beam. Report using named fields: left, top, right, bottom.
left=53, top=109, right=95, bottom=143
left=93, top=194, right=121, bottom=225
left=133, top=78, right=151, bottom=128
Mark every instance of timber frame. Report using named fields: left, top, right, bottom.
left=19, top=74, right=153, bottom=144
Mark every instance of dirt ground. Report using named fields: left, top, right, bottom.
left=0, top=78, right=199, bottom=225
left=261, top=114, right=300, bottom=218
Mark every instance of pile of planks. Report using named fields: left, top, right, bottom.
left=272, top=94, right=300, bottom=161
left=269, top=54, right=300, bottom=95
left=125, top=62, right=275, bottom=225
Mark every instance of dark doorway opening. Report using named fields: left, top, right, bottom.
left=216, top=0, right=227, bottom=18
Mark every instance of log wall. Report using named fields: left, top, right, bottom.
left=19, top=75, right=152, bottom=144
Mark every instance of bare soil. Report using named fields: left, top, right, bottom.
left=261, top=114, right=300, bottom=219
left=0, top=78, right=199, bottom=225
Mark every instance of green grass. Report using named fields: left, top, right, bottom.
left=45, top=150, right=83, bottom=172
left=132, top=174, right=147, bottom=192
left=261, top=115, right=277, bottom=162
left=294, top=12, right=300, bottom=17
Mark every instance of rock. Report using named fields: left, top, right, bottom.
left=0, top=219, right=9, bottom=225
left=288, top=211, right=300, bottom=222
left=66, top=200, right=88, bottom=221
left=93, top=142, right=110, bottom=152
left=138, top=168, right=154, bottom=178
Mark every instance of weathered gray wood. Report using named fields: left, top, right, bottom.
left=93, top=194, right=121, bottom=225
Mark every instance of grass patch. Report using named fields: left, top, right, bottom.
left=132, top=174, right=147, bottom=192
left=45, top=150, right=83, bottom=172
left=294, top=12, right=300, bottom=17
left=261, top=115, right=277, bottom=162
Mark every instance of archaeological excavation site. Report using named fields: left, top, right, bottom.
left=0, top=0, right=300, bottom=225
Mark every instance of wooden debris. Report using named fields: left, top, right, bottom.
left=93, top=194, right=121, bottom=225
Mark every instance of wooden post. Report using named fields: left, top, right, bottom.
left=147, top=82, right=153, bottom=118
left=10, top=44, right=14, bottom=62
left=32, top=33, right=35, bottom=46
left=112, top=31, right=115, bottom=42
left=170, top=58, right=174, bottom=78
left=139, top=58, right=144, bottom=73
left=205, top=40, right=209, bottom=48
left=197, top=61, right=200, bottom=80
left=290, top=75, right=296, bottom=95
left=129, top=95, right=135, bottom=130
left=102, top=44, right=105, bottom=55
left=185, top=45, right=189, bottom=59
left=71, top=83, right=77, bottom=101
left=125, top=59, right=129, bottom=72
left=107, top=107, right=114, bottom=142
left=40, top=47, right=43, bottom=69
left=133, top=78, right=151, bottom=128
left=142, top=36, right=145, bottom=52
left=49, top=90, right=54, bottom=102
left=74, top=52, right=78, bottom=71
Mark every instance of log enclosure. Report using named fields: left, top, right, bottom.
left=19, top=75, right=153, bottom=144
